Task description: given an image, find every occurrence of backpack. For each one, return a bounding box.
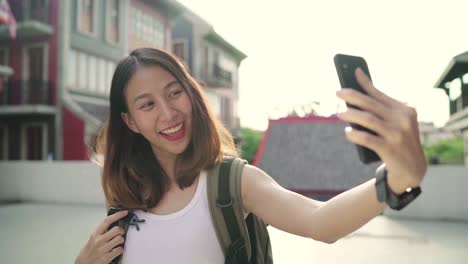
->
[207,157,273,264]
[108,157,273,264]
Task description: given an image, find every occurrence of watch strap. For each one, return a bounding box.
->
[375,164,387,203]
[375,164,422,211]
[387,184,421,210]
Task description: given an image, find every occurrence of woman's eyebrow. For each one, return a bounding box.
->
[133,93,151,103]
[133,80,179,103]
[163,80,179,90]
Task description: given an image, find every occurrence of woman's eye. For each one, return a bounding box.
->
[171,90,183,97]
[140,102,154,109]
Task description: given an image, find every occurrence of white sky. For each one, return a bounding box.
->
[178,0,467,131]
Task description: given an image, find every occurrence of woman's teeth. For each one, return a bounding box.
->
[160,123,183,135]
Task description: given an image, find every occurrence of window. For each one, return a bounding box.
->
[98,58,107,94]
[106,62,115,94]
[66,49,76,87]
[78,0,95,34]
[0,48,9,66]
[214,51,219,65]
[25,46,45,81]
[205,91,221,117]
[25,0,49,23]
[135,9,142,36]
[219,54,236,71]
[78,52,87,90]
[26,125,42,160]
[148,18,154,43]
[88,56,97,92]
[221,97,232,127]
[130,7,136,33]
[21,123,47,160]
[0,125,7,160]
[0,47,9,104]
[154,19,164,48]
[131,7,165,48]
[173,41,186,61]
[107,0,119,44]
[23,44,48,104]
[145,16,150,40]
[141,14,146,40]
[70,50,118,95]
[203,46,209,78]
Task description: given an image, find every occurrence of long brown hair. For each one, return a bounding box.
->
[93,48,237,210]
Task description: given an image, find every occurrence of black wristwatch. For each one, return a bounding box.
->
[375,164,422,210]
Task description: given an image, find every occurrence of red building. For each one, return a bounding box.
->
[0,0,58,160]
[0,0,182,160]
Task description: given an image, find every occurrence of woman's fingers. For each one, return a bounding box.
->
[96,210,128,235]
[343,126,385,154]
[76,212,128,264]
[354,67,403,108]
[336,89,389,120]
[337,108,393,140]
[98,226,124,246]
[106,246,124,263]
[102,233,126,253]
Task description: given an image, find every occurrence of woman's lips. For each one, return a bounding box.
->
[159,123,186,142]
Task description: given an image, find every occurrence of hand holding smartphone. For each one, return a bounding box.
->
[333,54,381,164]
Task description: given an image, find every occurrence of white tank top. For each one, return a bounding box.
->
[121,171,225,264]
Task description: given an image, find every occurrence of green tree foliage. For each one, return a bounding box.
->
[423,137,465,165]
[241,127,264,164]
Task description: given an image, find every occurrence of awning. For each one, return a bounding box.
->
[435,51,468,93]
[204,31,247,62]
[74,100,109,123]
[63,92,109,131]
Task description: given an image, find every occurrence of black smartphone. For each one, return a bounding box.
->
[333,53,381,164]
[107,207,129,263]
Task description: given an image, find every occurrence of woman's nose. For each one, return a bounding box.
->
[159,101,177,120]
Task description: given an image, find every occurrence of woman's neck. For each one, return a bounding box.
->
[155,154,177,181]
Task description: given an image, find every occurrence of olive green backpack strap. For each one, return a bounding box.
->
[207,157,251,263]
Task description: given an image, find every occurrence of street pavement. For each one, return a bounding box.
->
[0,203,467,263]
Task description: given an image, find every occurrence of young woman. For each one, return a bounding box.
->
[75,48,427,264]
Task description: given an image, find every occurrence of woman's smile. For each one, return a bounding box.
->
[159,122,186,142]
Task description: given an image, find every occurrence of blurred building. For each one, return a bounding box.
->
[0,0,57,160]
[61,0,181,160]
[253,116,379,201]
[171,8,247,144]
[0,0,14,160]
[435,51,468,166]
[418,121,456,145]
[0,0,245,160]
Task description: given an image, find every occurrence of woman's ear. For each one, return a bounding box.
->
[121,112,140,134]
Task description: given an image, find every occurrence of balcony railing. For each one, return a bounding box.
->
[0,80,54,106]
[0,1,52,39]
[10,1,50,24]
[213,64,233,87]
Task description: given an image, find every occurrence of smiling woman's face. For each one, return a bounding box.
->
[121,65,193,160]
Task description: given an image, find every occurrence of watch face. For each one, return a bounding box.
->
[389,187,422,211]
